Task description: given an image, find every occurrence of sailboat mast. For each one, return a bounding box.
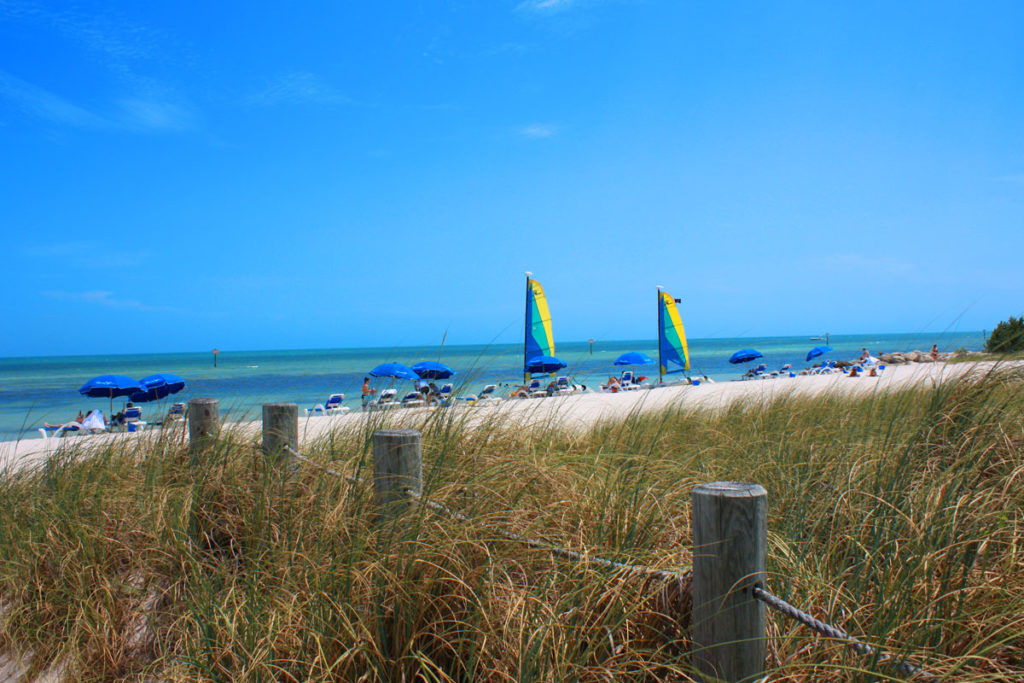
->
[524,271,532,384]
[656,285,663,385]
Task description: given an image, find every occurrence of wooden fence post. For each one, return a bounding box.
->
[691,481,767,682]
[187,398,220,453]
[262,403,298,469]
[372,429,422,516]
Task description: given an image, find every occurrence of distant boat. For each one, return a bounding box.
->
[657,287,690,384]
[523,272,563,382]
[810,333,831,344]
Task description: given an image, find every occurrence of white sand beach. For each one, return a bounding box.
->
[0,361,1011,475]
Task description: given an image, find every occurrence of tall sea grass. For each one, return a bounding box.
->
[0,366,1021,680]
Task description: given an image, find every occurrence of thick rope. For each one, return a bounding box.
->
[753,585,935,679]
[402,486,688,582]
[284,445,687,582]
[285,445,364,484]
[284,445,935,679]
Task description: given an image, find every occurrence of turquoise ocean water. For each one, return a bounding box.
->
[0,331,985,441]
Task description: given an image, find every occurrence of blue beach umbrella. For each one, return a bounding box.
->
[526,355,567,375]
[130,373,187,403]
[729,349,764,365]
[412,361,456,380]
[369,362,420,381]
[613,352,655,366]
[79,374,144,415]
[806,346,834,363]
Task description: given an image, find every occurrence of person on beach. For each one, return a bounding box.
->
[849,366,860,378]
[45,412,82,429]
[930,344,939,360]
[111,402,139,426]
[602,376,621,392]
[859,348,870,362]
[418,381,432,406]
[361,377,376,410]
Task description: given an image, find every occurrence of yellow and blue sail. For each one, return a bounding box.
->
[658,291,690,377]
[524,277,555,377]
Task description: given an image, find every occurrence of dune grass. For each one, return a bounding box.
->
[0,367,1022,681]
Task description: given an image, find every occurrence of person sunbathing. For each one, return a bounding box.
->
[602,376,621,392]
[510,384,531,398]
[45,410,85,429]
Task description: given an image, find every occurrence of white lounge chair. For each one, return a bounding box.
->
[39,422,86,440]
[464,384,499,403]
[306,394,350,416]
[166,403,186,423]
[401,391,425,408]
[619,370,644,390]
[375,388,398,408]
[324,393,349,414]
[554,376,576,394]
[527,379,548,398]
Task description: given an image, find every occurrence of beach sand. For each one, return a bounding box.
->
[0,361,1007,475]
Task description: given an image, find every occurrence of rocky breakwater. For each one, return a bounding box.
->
[878,350,981,364]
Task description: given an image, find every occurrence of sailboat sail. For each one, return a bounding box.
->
[658,290,689,377]
[524,276,555,378]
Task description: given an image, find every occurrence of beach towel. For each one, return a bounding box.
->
[82,410,106,431]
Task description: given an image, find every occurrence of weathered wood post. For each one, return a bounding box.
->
[187,398,220,453]
[262,403,298,469]
[691,481,767,682]
[372,429,422,516]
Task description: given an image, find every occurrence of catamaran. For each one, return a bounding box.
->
[657,286,690,384]
[523,272,565,386]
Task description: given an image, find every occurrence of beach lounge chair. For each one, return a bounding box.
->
[401,391,425,408]
[166,402,186,422]
[375,388,398,408]
[324,393,349,414]
[555,376,574,394]
[116,406,146,432]
[527,379,547,398]
[619,370,643,390]
[465,384,499,403]
[306,394,350,416]
[437,383,454,404]
[38,422,86,440]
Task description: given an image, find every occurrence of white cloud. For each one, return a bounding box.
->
[816,253,918,278]
[0,70,195,132]
[0,69,107,128]
[42,290,150,311]
[117,97,195,131]
[520,123,558,138]
[22,242,147,267]
[516,0,578,12]
[247,72,353,107]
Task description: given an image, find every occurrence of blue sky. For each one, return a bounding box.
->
[1,0,1022,356]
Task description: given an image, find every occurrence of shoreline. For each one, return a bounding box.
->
[2,360,1013,477]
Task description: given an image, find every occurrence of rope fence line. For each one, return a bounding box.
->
[283,443,935,679]
[402,485,689,583]
[241,409,942,679]
[284,445,689,582]
[752,585,935,680]
[285,445,364,485]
